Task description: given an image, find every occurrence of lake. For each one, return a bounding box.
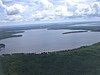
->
[0,29,100,54]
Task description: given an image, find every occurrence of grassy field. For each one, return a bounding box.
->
[0,42,100,75]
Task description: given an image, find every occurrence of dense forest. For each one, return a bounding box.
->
[0,42,100,75]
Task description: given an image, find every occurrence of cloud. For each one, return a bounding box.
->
[32,10,55,21]
[2,0,13,2]
[31,0,100,21]
[40,0,53,8]
[92,2,100,14]
[0,0,26,15]
[6,4,26,15]
[6,15,22,21]
[33,0,53,9]
[0,0,6,8]
[74,4,92,16]
[0,0,100,22]
[55,5,73,16]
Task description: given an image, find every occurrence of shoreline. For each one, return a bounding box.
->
[0,41,100,55]
[62,30,88,34]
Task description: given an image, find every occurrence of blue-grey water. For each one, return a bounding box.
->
[0,29,100,54]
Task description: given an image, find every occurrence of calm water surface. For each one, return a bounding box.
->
[0,29,100,54]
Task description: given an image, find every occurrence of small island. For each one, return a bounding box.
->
[0,44,5,50]
[62,30,88,34]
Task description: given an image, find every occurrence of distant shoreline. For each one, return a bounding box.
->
[62,30,88,34]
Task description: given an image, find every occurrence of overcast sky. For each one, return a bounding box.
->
[0,0,100,24]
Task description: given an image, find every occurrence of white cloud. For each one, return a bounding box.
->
[6,4,26,15]
[0,0,100,22]
[32,11,44,20]
[0,0,6,8]
[0,0,26,15]
[74,4,92,16]
[32,10,55,21]
[6,15,22,21]
[55,5,73,16]
[92,2,100,14]
[39,0,53,9]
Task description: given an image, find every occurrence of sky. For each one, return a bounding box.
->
[0,0,100,24]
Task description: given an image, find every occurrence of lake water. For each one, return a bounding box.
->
[0,29,100,54]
